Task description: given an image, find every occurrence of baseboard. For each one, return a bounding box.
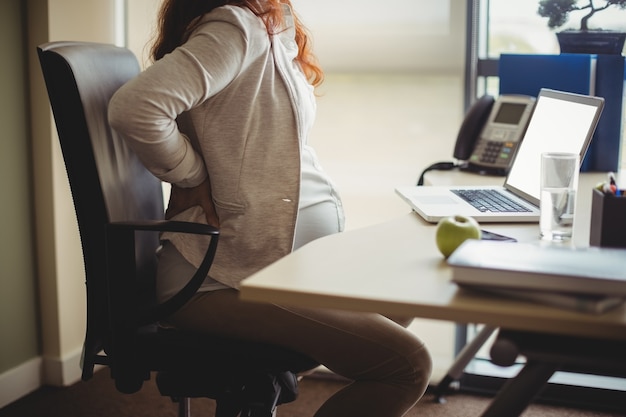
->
[0,348,84,408]
[41,348,83,387]
[0,357,42,408]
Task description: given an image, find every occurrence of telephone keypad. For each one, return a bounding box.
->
[481,141,503,163]
[470,140,517,166]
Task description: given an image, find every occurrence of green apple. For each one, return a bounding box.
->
[435,215,482,258]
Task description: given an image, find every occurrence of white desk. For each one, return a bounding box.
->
[240,172,626,415]
[241,173,626,340]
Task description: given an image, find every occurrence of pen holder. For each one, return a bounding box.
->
[589,188,626,248]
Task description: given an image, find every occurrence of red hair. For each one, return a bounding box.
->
[151,0,323,87]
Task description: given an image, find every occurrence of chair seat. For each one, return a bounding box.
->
[141,326,318,372]
[110,326,318,395]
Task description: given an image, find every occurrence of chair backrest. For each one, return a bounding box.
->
[37,41,165,379]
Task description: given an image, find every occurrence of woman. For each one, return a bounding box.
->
[108,1,432,415]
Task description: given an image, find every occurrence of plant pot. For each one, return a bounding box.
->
[557,31,626,55]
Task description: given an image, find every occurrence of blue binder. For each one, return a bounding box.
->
[591,55,625,172]
[499,53,624,172]
[499,53,596,96]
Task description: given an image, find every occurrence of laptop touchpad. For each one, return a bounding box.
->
[414,196,459,204]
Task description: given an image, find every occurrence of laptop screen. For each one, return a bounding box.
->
[504,89,604,205]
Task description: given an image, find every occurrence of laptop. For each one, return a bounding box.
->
[395,89,605,223]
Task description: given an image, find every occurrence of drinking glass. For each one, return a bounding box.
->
[540,152,579,241]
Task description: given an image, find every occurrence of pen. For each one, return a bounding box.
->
[603,172,620,196]
[602,182,617,195]
[608,172,622,196]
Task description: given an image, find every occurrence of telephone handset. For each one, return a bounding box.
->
[456,94,536,175]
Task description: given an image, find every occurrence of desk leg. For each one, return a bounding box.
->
[480,360,557,417]
[433,325,497,403]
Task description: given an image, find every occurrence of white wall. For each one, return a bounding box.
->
[126,0,160,66]
[292,0,463,74]
[127,0,465,75]
[0,0,39,407]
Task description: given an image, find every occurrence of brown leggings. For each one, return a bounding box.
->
[159,246,432,417]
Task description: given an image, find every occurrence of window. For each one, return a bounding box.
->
[461,2,626,408]
[466,0,626,100]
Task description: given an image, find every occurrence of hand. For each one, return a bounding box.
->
[165,177,219,228]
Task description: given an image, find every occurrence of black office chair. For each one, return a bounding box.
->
[37,41,318,417]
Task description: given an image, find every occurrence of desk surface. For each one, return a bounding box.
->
[240,173,626,341]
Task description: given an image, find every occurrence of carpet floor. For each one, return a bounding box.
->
[0,369,622,417]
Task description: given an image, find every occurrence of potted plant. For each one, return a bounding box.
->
[537,0,626,54]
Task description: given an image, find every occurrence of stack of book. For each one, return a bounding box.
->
[447,240,626,314]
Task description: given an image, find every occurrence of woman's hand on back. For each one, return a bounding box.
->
[165,177,219,228]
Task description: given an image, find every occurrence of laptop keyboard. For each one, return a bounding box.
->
[451,189,532,213]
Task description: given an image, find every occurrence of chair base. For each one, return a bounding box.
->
[177,397,191,417]
[158,370,298,417]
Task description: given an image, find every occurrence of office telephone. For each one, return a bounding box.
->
[454,94,536,175]
[417,94,536,185]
